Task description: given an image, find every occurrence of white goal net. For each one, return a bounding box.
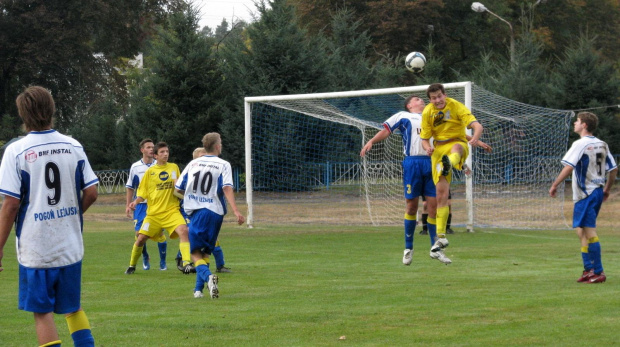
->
[244,82,573,229]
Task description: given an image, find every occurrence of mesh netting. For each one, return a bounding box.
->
[247,83,573,229]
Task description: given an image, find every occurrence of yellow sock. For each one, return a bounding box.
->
[404,213,416,221]
[179,242,191,264]
[581,246,588,253]
[195,258,209,267]
[66,310,91,333]
[436,206,449,236]
[40,341,61,347]
[129,244,143,267]
[448,152,461,167]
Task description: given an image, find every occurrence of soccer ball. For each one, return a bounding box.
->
[405,51,426,73]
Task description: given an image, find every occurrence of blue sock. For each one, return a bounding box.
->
[71,329,95,347]
[158,241,167,265]
[195,263,212,292]
[404,214,416,249]
[588,241,603,274]
[428,219,437,246]
[213,246,224,268]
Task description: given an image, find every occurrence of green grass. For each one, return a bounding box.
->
[1,212,620,346]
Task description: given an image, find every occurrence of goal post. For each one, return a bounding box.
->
[244,82,573,230]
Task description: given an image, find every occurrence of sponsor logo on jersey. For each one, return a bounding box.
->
[159,171,169,181]
[433,111,445,127]
[24,150,37,163]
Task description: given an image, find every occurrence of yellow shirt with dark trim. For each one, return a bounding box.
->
[420,97,478,144]
[136,162,181,216]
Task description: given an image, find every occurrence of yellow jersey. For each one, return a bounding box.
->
[136,162,181,216]
[420,97,478,144]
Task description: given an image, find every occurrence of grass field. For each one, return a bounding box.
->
[1,194,620,346]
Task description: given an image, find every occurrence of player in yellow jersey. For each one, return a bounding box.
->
[421,83,484,264]
[125,142,193,274]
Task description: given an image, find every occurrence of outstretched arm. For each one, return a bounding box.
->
[360,128,390,157]
[465,135,492,153]
[468,122,483,147]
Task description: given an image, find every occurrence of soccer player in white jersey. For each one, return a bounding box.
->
[549,112,617,283]
[0,86,98,347]
[176,133,245,298]
[126,138,168,270]
[361,95,490,266]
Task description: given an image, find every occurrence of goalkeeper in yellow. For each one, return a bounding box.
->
[421,83,484,263]
[126,142,193,274]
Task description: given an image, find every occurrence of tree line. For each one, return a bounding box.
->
[1,0,618,170]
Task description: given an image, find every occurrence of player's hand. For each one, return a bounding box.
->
[477,142,493,153]
[235,212,245,225]
[425,147,434,156]
[549,185,557,198]
[0,250,4,272]
[360,142,372,157]
[603,190,610,202]
[468,137,479,147]
[125,206,133,218]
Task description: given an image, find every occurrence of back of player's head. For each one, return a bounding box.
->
[426,83,445,99]
[192,147,207,159]
[154,141,168,155]
[16,86,55,131]
[139,138,154,149]
[577,112,598,132]
[202,132,221,153]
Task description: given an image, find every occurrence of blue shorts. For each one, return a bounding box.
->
[188,209,224,255]
[19,261,82,314]
[403,156,435,200]
[573,187,603,228]
[133,203,147,231]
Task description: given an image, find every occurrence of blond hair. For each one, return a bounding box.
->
[192,147,207,159]
[202,132,221,153]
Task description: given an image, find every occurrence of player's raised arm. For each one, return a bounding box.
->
[360,128,390,157]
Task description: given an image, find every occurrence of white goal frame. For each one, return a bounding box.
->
[244,82,475,230]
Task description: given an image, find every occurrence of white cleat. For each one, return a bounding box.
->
[430,250,452,265]
[207,274,219,299]
[193,291,204,298]
[430,237,449,252]
[403,249,413,266]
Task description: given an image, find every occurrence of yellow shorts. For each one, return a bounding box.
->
[140,209,186,240]
[431,140,469,184]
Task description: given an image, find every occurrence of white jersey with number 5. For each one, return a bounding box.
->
[0,130,99,268]
[561,135,617,201]
[176,155,233,216]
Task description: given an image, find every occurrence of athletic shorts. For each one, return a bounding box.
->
[19,261,82,314]
[431,140,469,184]
[573,187,603,228]
[133,203,148,231]
[140,209,186,240]
[402,156,435,199]
[188,208,224,255]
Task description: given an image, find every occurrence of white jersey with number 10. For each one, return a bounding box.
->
[176,155,234,216]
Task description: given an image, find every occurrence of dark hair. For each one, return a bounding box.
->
[16,86,55,131]
[577,112,598,133]
[426,83,445,99]
[139,138,154,148]
[403,95,420,110]
[154,141,168,155]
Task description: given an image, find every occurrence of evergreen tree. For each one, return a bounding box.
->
[125,5,223,165]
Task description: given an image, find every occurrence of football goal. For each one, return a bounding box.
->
[244,82,574,230]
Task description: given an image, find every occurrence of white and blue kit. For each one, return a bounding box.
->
[126,159,153,230]
[383,110,435,199]
[175,155,234,254]
[561,135,617,227]
[0,130,98,313]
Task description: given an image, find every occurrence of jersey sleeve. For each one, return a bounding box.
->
[223,162,234,187]
[561,141,581,167]
[454,102,477,128]
[78,149,99,189]
[383,112,401,134]
[605,146,618,172]
[420,107,433,140]
[176,164,190,191]
[0,147,21,199]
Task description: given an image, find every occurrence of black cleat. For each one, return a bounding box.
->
[125,266,136,275]
[441,155,452,176]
